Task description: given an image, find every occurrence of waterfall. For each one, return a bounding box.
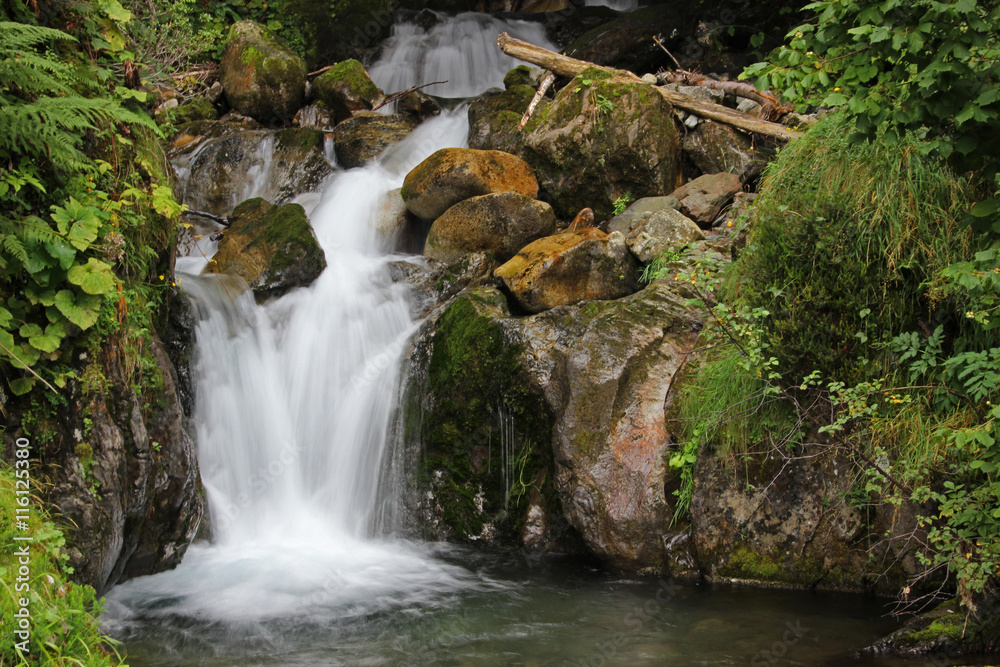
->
[584,0,639,10]
[368,13,557,99]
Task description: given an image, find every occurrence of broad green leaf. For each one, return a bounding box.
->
[9,377,36,396]
[971,200,1000,218]
[0,307,11,328]
[55,290,102,330]
[97,0,133,23]
[45,238,77,270]
[67,258,116,295]
[67,215,101,251]
[28,331,61,353]
[19,323,43,339]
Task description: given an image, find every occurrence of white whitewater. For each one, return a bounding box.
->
[369,13,556,98]
[104,12,537,623]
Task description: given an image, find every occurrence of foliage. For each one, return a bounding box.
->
[612,191,633,216]
[0,463,125,666]
[742,0,1000,180]
[0,10,182,399]
[731,114,978,382]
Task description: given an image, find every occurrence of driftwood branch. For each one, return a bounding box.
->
[519,71,555,130]
[496,33,801,141]
[371,80,448,111]
[183,209,230,227]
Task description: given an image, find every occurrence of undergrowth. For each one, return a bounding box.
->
[0,463,124,666]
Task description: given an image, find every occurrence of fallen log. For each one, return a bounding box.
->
[496,33,801,142]
[182,208,230,227]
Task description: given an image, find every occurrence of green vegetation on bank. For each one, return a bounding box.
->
[0,464,124,666]
[664,0,1000,619]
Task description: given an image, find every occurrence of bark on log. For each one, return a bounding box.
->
[496,33,801,142]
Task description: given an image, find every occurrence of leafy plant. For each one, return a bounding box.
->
[741,0,1000,181]
[612,191,633,216]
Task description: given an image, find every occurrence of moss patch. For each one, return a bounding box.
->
[421,289,555,543]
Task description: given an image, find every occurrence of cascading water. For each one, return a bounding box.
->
[368,13,557,99]
[584,0,639,10]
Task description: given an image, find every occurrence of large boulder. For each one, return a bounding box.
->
[522,68,681,220]
[494,227,639,313]
[312,59,383,123]
[467,85,539,157]
[208,198,327,300]
[670,172,742,227]
[333,112,418,168]
[401,148,539,221]
[178,127,335,217]
[219,21,306,124]
[424,192,557,264]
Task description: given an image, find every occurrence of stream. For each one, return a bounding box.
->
[103,11,931,667]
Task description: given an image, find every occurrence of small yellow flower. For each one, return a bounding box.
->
[834,87,841,91]
[159,274,164,280]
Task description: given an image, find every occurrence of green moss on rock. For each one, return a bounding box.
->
[313,59,382,122]
[420,288,554,543]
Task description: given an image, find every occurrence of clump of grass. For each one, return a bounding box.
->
[729,112,979,382]
[0,463,125,666]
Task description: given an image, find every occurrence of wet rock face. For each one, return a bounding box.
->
[38,332,204,595]
[312,59,384,123]
[178,127,334,217]
[332,112,418,168]
[401,148,540,221]
[208,198,327,301]
[494,227,639,313]
[220,20,306,125]
[522,68,681,220]
[424,192,557,264]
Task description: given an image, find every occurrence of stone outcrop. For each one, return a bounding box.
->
[681,119,770,181]
[208,198,327,300]
[522,68,681,220]
[424,192,556,264]
[332,112,418,168]
[494,228,639,313]
[401,148,539,221]
[219,20,306,124]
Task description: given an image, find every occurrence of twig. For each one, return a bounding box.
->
[371,81,448,111]
[182,208,230,227]
[308,65,333,77]
[652,36,681,70]
[0,341,60,396]
[518,71,555,130]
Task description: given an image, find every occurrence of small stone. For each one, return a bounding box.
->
[641,73,658,84]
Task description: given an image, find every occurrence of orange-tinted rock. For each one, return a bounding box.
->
[401,148,539,221]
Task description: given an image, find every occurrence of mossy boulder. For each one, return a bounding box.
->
[166,96,218,126]
[424,192,557,264]
[467,85,541,157]
[312,59,383,123]
[208,198,326,301]
[407,287,563,546]
[522,68,681,220]
[866,598,1000,656]
[494,227,639,313]
[332,111,418,168]
[401,148,540,221]
[220,20,307,124]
